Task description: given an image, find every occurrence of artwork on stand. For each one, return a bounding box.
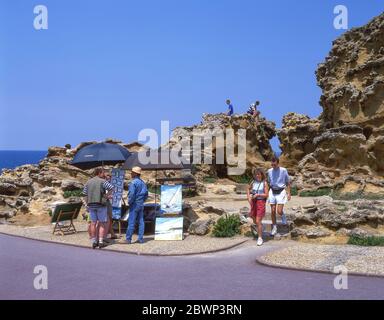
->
[155,217,184,241]
[110,168,125,219]
[160,185,182,214]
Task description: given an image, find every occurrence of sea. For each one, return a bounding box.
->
[0,150,282,174]
[0,151,47,173]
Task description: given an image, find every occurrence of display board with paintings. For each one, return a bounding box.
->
[155,216,184,241]
[155,184,183,241]
[110,168,125,219]
[160,185,182,214]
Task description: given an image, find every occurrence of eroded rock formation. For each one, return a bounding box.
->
[280,13,384,195]
[0,140,147,221]
[168,113,276,179]
[287,197,384,240]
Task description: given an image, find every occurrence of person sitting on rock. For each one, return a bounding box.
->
[226,99,234,116]
[247,101,261,119]
[247,103,256,115]
[247,168,269,246]
[267,157,291,236]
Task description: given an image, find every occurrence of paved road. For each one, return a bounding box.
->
[1,233,383,300]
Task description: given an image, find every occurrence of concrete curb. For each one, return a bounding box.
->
[0,231,249,257]
[256,256,384,279]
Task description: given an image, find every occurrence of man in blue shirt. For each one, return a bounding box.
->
[226,99,234,116]
[126,166,148,244]
[267,157,291,236]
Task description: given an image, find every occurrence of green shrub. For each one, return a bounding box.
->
[212,214,242,238]
[203,177,217,184]
[182,188,198,198]
[63,189,83,198]
[332,191,384,201]
[290,186,298,196]
[299,187,333,197]
[229,174,252,184]
[348,235,384,247]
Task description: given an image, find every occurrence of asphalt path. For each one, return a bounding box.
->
[0,233,383,300]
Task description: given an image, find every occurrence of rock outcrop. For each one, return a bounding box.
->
[168,113,276,179]
[0,140,148,221]
[279,13,384,195]
[287,197,384,239]
[317,13,384,130]
[278,113,322,167]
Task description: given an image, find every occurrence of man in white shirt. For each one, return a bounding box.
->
[267,157,291,236]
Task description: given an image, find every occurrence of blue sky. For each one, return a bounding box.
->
[0,0,383,151]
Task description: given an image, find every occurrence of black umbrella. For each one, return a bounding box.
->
[71,143,132,170]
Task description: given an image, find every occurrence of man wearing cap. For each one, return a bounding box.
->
[126,166,149,244]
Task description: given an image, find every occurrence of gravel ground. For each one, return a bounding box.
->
[0,222,248,256]
[258,244,384,277]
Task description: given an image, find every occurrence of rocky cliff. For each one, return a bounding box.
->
[280,13,384,195]
[168,113,276,179]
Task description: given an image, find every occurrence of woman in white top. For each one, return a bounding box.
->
[247,168,269,246]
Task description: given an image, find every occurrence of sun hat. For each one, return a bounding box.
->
[132,166,142,175]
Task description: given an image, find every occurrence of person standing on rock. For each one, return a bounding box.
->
[126,166,148,244]
[267,157,291,236]
[247,168,269,246]
[83,168,114,249]
[226,99,234,116]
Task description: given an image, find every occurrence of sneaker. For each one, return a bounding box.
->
[137,240,145,244]
[281,213,287,225]
[257,237,264,246]
[271,225,278,236]
[92,242,99,249]
[125,240,132,244]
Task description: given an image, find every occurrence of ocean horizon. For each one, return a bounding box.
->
[0,149,282,173]
[0,150,47,172]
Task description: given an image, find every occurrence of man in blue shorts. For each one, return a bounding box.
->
[267,157,291,236]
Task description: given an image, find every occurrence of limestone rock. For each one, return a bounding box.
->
[278,113,322,166]
[291,227,331,239]
[167,113,276,179]
[200,206,226,216]
[280,13,384,195]
[61,179,84,191]
[313,196,334,206]
[288,199,384,239]
[0,210,16,219]
[47,147,67,158]
[0,183,17,196]
[188,218,213,236]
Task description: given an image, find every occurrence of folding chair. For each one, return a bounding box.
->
[51,202,82,236]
